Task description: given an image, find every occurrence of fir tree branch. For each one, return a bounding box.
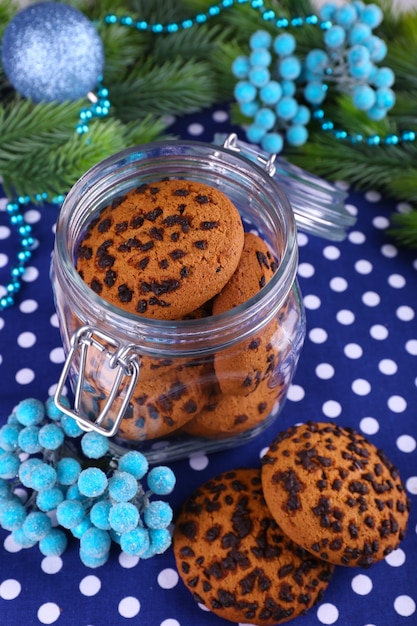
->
[388,210,417,248]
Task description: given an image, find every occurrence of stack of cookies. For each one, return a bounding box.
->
[173,421,410,624]
[76,178,297,442]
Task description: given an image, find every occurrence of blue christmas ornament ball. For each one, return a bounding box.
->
[1,2,104,103]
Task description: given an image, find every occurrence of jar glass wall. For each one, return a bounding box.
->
[51,139,306,462]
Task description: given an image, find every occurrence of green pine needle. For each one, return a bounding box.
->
[388,210,417,248]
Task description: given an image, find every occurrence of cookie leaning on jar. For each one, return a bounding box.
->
[75,179,288,441]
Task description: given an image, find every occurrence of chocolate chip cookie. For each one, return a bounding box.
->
[261,422,410,567]
[174,468,334,624]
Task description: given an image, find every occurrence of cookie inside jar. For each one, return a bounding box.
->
[52,140,305,461]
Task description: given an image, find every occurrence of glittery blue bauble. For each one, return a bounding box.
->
[1,2,104,103]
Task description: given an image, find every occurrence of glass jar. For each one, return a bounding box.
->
[51,138,306,462]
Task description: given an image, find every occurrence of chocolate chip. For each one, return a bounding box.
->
[149,226,164,240]
[130,215,145,228]
[173,188,190,197]
[77,245,92,260]
[194,240,207,250]
[111,194,126,208]
[195,195,209,204]
[170,249,187,260]
[104,269,117,287]
[138,257,149,270]
[90,279,102,293]
[256,250,270,269]
[145,208,163,221]
[118,284,133,302]
[137,299,147,313]
[98,218,112,233]
[200,221,218,230]
[135,184,149,194]
[115,221,128,233]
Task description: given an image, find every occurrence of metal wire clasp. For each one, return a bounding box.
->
[54,325,140,437]
[222,133,277,176]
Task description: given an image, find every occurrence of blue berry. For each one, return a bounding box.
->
[71,516,92,539]
[108,502,139,533]
[108,471,138,502]
[260,132,284,154]
[120,527,150,557]
[352,84,376,111]
[240,101,259,117]
[78,467,108,497]
[367,105,387,121]
[246,123,266,144]
[280,80,296,97]
[39,528,68,556]
[22,511,52,541]
[273,33,296,56]
[0,478,12,501]
[143,501,173,530]
[18,458,42,487]
[147,466,176,495]
[80,527,111,558]
[349,60,373,80]
[276,96,298,121]
[319,3,336,21]
[15,398,45,426]
[278,56,301,81]
[372,67,395,88]
[148,528,172,555]
[231,56,250,79]
[81,431,109,459]
[304,81,327,105]
[286,124,308,147]
[348,23,372,46]
[361,4,383,28]
[45,395,70,421]
[234,81,257,104]
[118,450,148,480]
[293,105,311,125]
[90,500,112,530]
[11,526,37,548]
[60,414,84,437]
[30,462,57,492]
[324,25,346,49]
[0,451,20,479]
[375,86,395,110]
[36,486,65,512]
[254,107,276,130]
[18,426,42,454]
[0,423,21,451]
[79,549,109,568]
[249,48,272,67]
[305,49,329,76]
[248,66,270,88]
[250,30,272,50]
[0,498,27,530]
[56,457,82,486]
[365,36,387,63]
[38,423,65,450]
[56,499,85,529]
[335,4,358,28]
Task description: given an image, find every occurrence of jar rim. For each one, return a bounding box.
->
[53,138,298,354]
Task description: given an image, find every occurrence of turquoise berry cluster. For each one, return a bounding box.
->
[0,398,176,568]
[232,1,395,154]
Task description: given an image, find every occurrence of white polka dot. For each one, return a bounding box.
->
[394,595,416,617]
[187,122,204,136]
[352,378,371,395]
[308,328,328,343]
[385,548,406,567]
[355,259,373,274]
[315,363,334,380]
[365,190,381,202]
[381,243,398,258]
[323,245,340,260]
[370,324,388,340]
[396,305,415,321]
[329,276,348,292]
[322,400,342,418]
[344,202,357,215]
[79,575,101,596]
[37,602,61,624]
[303,294,321,310]
[49,347,65,364]
[287,384,305,401]
[336,309,355,325]
[316,602,339,624]
[0,197,8,211]
[0,578,21,600]
[406,476,417,495]
[359,417,379,435]
[212,110,228,122]
[3,534,23,553]
[15,368,35,384]
[17,331,37,348]
[344,343,363,359]
[22,266,39,282]
[351,573,373,595]
[396,434,416,453]
[378,359,398,375]
[0,225,11,239]
[362,291,380,307]
[160,620,181,626]
[396,201,413,214]
[24,209,42,224]
[19,299,38,313]
[336,180,350,191]
[118,596,141,618]
[189,454,209,471]
[388,395,407,413]
[298,262,315,278]
[41,556,63,574]
[372,216,389,229]
[119,552,139,568]
[405,339,417,355]
[388,273,406,288]
[157,568,179,590]
[259,446,269,459]
[0,252,8,268]
[348,230,366,244]
[297,232,309,247]
[50,313,59,328]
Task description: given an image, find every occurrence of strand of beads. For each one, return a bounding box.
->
[232,1,404,154]
[0,397,176,567]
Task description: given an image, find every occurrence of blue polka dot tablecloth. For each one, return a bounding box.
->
[0,107,416,626]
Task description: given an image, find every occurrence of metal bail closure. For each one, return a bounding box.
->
[54,325,140,437]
